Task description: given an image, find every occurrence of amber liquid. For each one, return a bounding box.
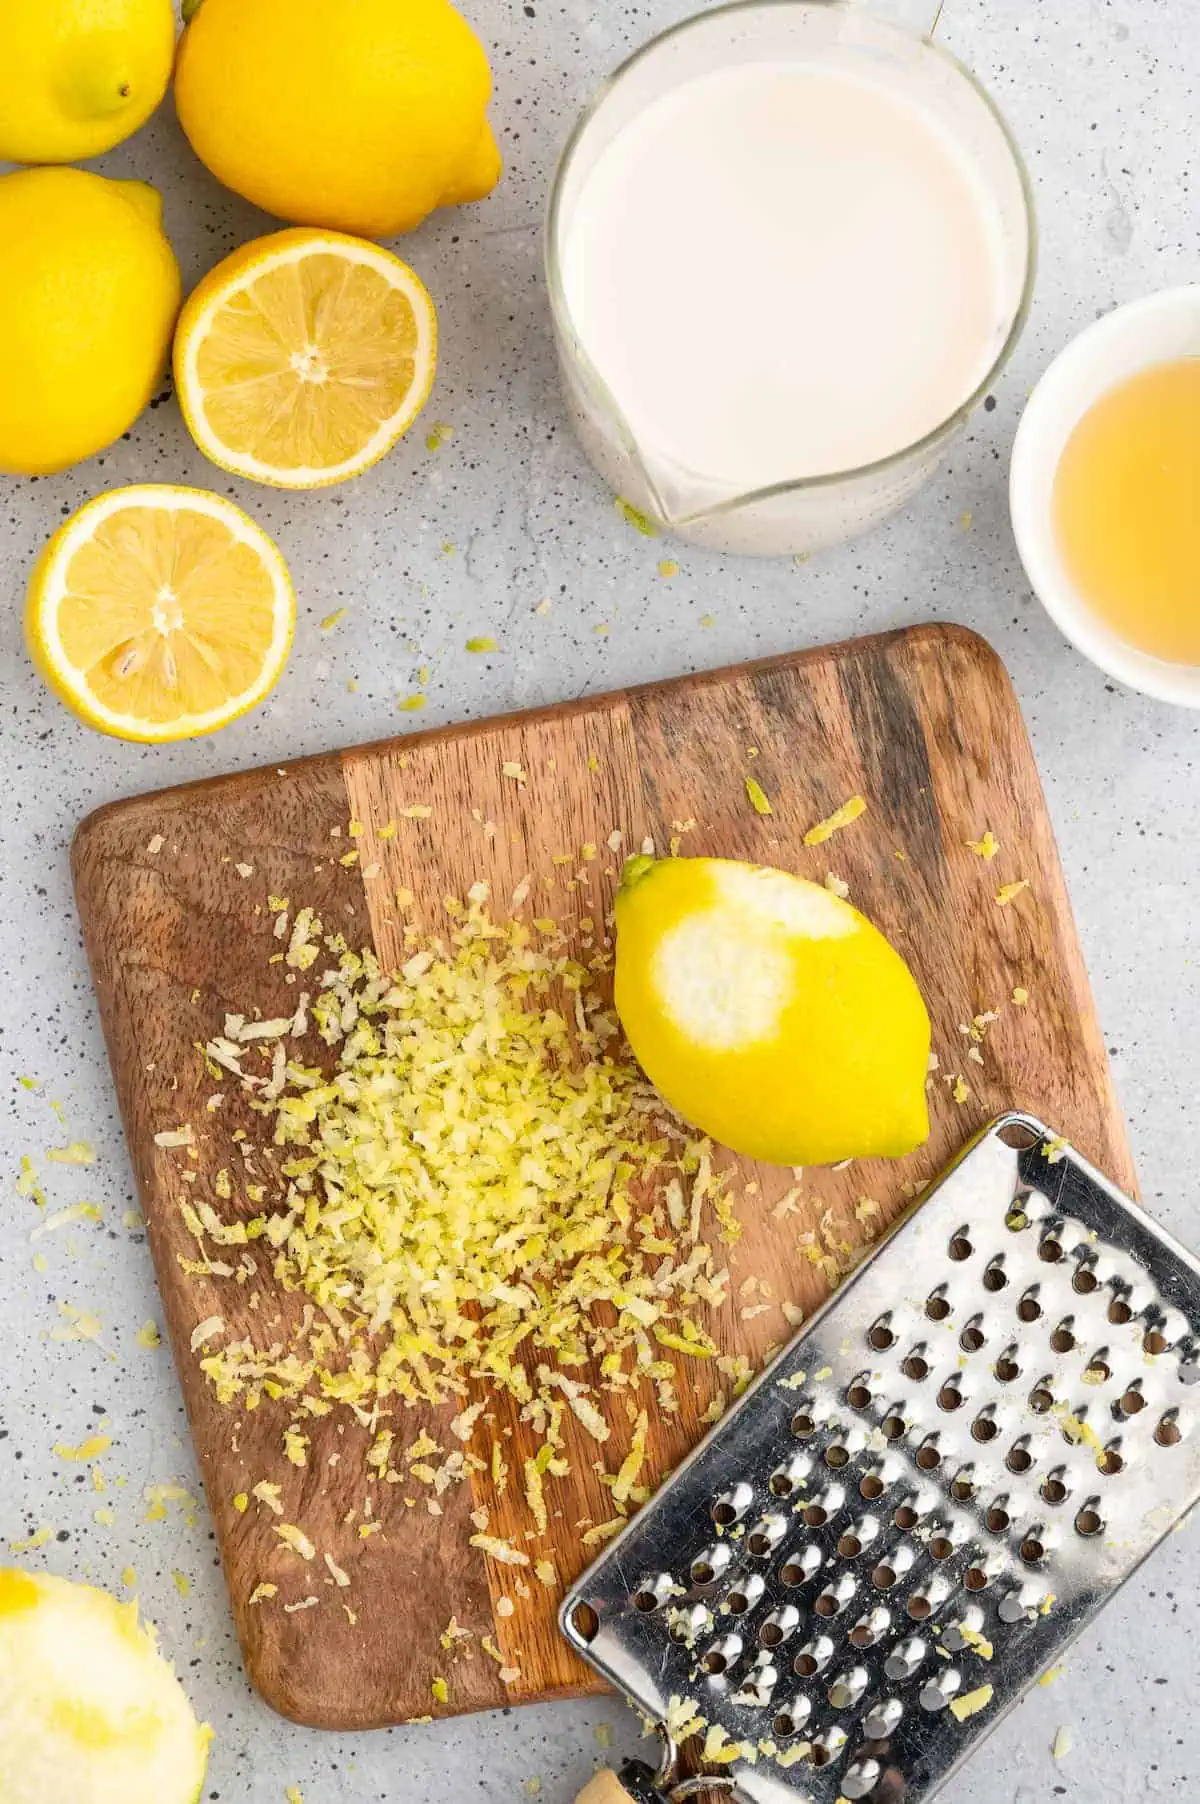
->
[1053,356,1200,664]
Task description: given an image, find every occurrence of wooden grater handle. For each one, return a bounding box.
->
[574,1772,640,1804]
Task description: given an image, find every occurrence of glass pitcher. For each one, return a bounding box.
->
[545,0,1036,558]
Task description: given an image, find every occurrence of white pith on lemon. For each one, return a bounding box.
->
[614,856,931,1168]
[0,1568,210,1804]
[26,485,295,742]
[174,228,438,489]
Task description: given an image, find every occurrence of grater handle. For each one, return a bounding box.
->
[576,1772,638,1804]
[575,1770,650,1804]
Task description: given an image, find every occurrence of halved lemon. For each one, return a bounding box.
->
[26,484,295,742]
[174,227,438,489]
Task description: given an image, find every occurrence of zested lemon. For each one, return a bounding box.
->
[0,1568,209,1804]
[174,228,438,489]
[614,856,931,1168]
[26,485,295,743]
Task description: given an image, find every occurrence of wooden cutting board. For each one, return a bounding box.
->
[72,624,1134,1730]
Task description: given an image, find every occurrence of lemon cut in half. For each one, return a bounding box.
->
[174,228,438,489]
[26,485,295,742]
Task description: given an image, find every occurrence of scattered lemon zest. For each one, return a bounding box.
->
[995,880,1030,907]
[615,497,659,537]
[949,1683,994,1722]
[804,795,867,845]
[744,777,773,817]
[966,830,1000,860]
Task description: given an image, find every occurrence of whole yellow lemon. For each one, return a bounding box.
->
[174,0,502,239]
[614,856,931,1168]
[0,0,176,165]
[0,1568,209,1804]
[0,169,181,477]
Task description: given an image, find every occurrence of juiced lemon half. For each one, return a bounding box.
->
[614,856,931,1167]
[0,1568,210,1804]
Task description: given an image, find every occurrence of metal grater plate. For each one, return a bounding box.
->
[561,1116,1200,1804]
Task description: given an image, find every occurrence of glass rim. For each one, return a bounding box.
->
[544,0,1039,526]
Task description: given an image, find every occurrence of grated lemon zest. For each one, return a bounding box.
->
[804,796,867,845]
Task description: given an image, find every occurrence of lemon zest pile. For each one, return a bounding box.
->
[185,903,739,1474]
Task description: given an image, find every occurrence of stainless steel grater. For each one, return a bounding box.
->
[562,1114,1200,1804]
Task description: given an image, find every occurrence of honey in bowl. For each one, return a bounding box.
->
[1052,356,1200,665]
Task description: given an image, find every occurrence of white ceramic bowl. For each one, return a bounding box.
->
[1010,285,1200,706]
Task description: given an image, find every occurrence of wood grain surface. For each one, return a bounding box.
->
[71,624,1135,1730]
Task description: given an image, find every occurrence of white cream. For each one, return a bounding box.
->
[561,58,1008,490]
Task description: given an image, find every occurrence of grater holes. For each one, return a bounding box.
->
[747,1515,788,1557]
[883,1636,927,1680]
[994,1346,1021,1382]
[880,1411,907,1442]
[859,1470,888,1501]
[837,1517,879,1559]
[1097,1443,1124,1476]
[919,1667,963,1712]
[1019,1532,1047,1564]
[959,1319,986,1354]
[1073,1264,1100,1295]
[1116,1383,1146,1419]
[872,1545,913,1589]
[827,1666,869,1710]
[868,1316,896,1351]
[794,1636,834,1677]
[1155,1412,1183,1447]
[948,1231,974,1262]
[802,1485,845,1529]
[772,1695,813,1738]
[759,1606,801,1649]
[925,1288,952,1322]
[982,1259,1008,1293]
[813,1575,856,1618]
[1049,1321,1076,1354]
[902,1351,931,1381]
[1108,1295,1133,1326]
[863,1696,905,1741]
[893,1503,921,1530]
[712,1481,754,1525]
[971,1408,1000,1443]
[780,1546,822,1588]
[1029,1379,1056,1414]
[1144,1329,1169,1356]
[949,1471,976,1501]
[846,1376,873,1410]
[1038,1232,1065,1264]
[1040,1469,1071,1505]
[915,1441,942,1470]
[937,1380,965,1412]
[1017,1288,1043,1323]
[726,1574,766,1615]
[1006,1438,1034,1474]
[691,1544,733,1585]
[842,1758,883,1801]
[964,1565,992,1591]
[791,1407,819,1438]
[1179,1350,1200,1386]
[769,1454,814,1499]
[848,1606,891,1648]
[632,1579,669,1613]
[1005,1204,1029,1232]
[1083,1355,1112,1386]
[669,1606,710,1646]
[985,1501,1011,1533]
[701,1634,743,1676]
[1074,1504,1103,1537]
[825,1443,851,1470]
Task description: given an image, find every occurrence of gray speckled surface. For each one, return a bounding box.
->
[1,1,1197,1800]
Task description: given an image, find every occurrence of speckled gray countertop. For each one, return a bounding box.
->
[1,1,1197,1799]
